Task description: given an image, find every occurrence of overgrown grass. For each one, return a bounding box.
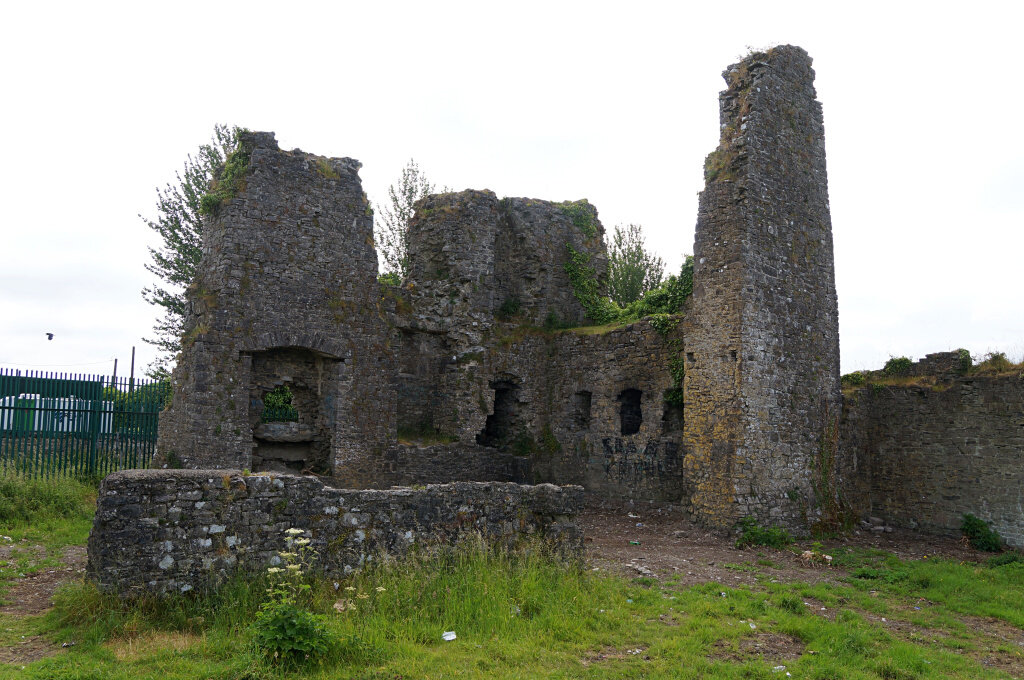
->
[2,484,1023,678]
[0,472,96,527]
[735,516,794,549]
[12,542,1023,679]
[0,472,96,605]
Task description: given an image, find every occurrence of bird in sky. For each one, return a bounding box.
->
[46,333,53,341]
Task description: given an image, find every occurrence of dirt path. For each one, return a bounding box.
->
[0,545,87,617]
[0,543,85,665]
[581,497,982,586]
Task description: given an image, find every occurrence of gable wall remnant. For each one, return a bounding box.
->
[684,46,841,531]
[155,132,396,479]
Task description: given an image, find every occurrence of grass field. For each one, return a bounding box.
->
[1,473,1022,679]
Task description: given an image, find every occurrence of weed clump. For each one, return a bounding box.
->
[735,516,794,549]
[961,513,1003,552]
[253,528,333,666]
[840,371,866,387]
[882,356,913,377]
[988,550,1024,567]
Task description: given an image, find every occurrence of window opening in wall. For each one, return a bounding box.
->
[477,379,521,449]
[618,388,642,436]
[661,399,684,434]
[573,391,592,430]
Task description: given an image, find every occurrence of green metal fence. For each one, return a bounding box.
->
[0,368,170,478]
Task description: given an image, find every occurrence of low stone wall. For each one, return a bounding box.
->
[840,375,1024,547]
[87,470,583,596]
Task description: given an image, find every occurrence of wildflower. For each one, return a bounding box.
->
[333,599,355,612]
[278,551,297,559]
[345,586,356,592]
[357,593,369,600]
[293,538,311,546]
[285,528,305,536]
[375,586,386,592]
[286,564,301,572]
[267,567,284,574]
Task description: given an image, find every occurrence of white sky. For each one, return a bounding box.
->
[1,1,1021,377]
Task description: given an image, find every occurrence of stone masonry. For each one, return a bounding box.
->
[839,356,1024,548]
[155,132,395,481]
[88,469,583,595]
[684,46,841,530]
[132,44,1023,582]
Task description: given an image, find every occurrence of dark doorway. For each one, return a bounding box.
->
[477,379,521,449]
[618,388,642,436]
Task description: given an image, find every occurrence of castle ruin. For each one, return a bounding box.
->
[89,46,1023,595]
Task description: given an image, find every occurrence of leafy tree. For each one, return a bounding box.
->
[140,125,238,377]
[375,159,436,278]
[607,223,666,306]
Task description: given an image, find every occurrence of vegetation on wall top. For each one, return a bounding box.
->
[564,246,694,328]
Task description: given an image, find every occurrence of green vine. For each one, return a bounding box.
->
[649,314,678,336]
[564,244,619,323]
[558,200,598,238]
[199,132,254,217]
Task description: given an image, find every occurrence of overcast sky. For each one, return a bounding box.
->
[1,1,1021,377]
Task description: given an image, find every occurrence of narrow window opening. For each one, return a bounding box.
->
[477,379,521,449]
[686,352,696,363]
[730,350,738,362]
[573,391,592,430]
[661,401,684,434]
[618,388,642,436]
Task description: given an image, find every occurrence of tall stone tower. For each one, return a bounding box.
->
[683,46,841,530]
[156,132,395,481]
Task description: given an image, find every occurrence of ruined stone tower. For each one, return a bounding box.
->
[156,132,395,478]
[683,46,841,530]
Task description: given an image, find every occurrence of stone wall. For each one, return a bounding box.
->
[377,443,530,486]
[404,191,607,340]
[156,132,396,481]
[684,45,841,530]
[87,470,583,596]
[840,371,1024,548]
[391,316,687,502]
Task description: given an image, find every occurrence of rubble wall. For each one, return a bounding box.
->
[840,372,1024,548]
[87,470,583,596]
[390,318,686,502]
[684,45,841,530]
[156,132,395,480]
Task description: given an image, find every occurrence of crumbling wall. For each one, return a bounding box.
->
[389,317,686,502]
[156,132,395,481]
[684,46,841,530]
[840,361,1024,548]
[397,190,609,444]
[88,470,583,596]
